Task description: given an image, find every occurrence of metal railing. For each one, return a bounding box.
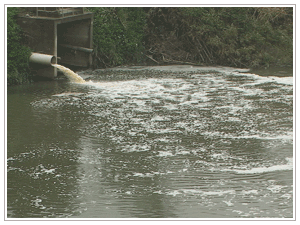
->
[35,7,84,18]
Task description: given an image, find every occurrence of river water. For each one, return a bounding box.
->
[7,65,294,218]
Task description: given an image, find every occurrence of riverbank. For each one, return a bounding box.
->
[7,7,293,85]
[89,7,293,69]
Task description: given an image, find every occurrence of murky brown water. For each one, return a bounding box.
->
[7,65,293,218]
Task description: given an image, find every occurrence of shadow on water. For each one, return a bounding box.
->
[7,81,87,217]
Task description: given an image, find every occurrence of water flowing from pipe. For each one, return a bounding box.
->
[52,64,86,83]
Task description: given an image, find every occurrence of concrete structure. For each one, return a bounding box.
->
[17,7,93,79]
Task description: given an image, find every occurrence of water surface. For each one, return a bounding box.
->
[7,66,293,218]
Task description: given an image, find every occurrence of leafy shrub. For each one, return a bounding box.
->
[8,6,292,84]
[7,7,32,85]
[145,7,293,68]
[87,7,146,68]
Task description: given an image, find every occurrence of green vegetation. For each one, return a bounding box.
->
[89,7,292,68]
[144,7,293,68]
[7,7,293,85]
[88,7,146,68]
[7,7,32,85]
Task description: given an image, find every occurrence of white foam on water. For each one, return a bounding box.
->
[201,130,293,142]
[266,76,293,86]
[132,171,174,178]
[161,189,236,197]
[176,150,191,155]
[157,151,173,157]
[121,144,150,153]
[221,157,293,174]
[162,104,179,111]
[223,200,234,206]
[211,153,225,159]
[132,172,154,178]
[31,198,46,209]
[151,115,171,122]
[166,190,182,196]
[241,190,259,195]
[232,133,293,141]
[230,72,293,86]
[281,193,292,199]
[84,79,165,95]
[29,164,57,179]
[267,185,286,193]
[83,78,206,109]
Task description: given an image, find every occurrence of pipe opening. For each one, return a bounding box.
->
[50,56,56,64]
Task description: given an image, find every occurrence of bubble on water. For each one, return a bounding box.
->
[132,172,154,178]
[281,193,292,199]
[241,190,259,195]
[223,200,234,206]
[220,158,293,174]
[166,190,181,196]
[31,197,46,209]
[161,189,236,197]
[151,115,171,122]
[267,185,286,193]
[29,164,57,179]
[121,144,151,153]
[157,151,173,157]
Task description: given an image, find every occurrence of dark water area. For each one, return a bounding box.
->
[7,66,294,218]
[250,66,293,77]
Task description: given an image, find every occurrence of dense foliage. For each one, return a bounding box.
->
[144,7,293,68]
[88,7,146,68]
[7,7,293,85]
[89,7,292,68]
[7,7,32,85]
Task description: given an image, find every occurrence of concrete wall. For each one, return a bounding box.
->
[57,18,93,67]
[17,11,93,79]
[17,17,57,78]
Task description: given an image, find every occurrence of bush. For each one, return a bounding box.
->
[8,7,292,82]
[144,7,293,68]
[7,7,32,85]
[87,7,146,68]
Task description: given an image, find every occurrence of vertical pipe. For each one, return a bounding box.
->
[54,21,58,77]
[89,15,94,67]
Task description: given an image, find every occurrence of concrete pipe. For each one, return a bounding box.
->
[59,44,93,53]
[29,53,56,66]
